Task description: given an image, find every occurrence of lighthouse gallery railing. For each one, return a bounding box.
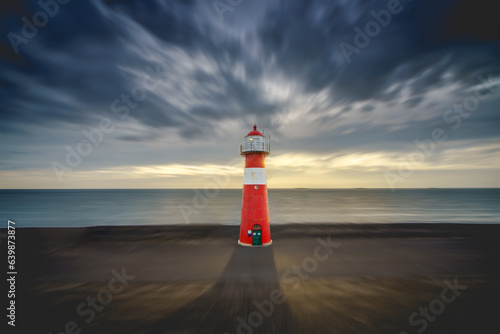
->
[240,142,270,155]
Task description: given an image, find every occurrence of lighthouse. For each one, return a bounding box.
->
[239,125,272,246]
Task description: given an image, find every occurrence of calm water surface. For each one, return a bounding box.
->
[0,189,499,227]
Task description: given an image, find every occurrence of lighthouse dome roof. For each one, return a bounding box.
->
[246,125,263,137]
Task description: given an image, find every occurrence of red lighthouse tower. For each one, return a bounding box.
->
[239,125,272,246]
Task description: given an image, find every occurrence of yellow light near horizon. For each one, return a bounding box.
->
[1,142,500,189]
[131,164,242,176]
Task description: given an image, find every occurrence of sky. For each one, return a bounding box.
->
[0,0,499,189]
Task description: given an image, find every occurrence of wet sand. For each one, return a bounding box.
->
[8,224,500,333]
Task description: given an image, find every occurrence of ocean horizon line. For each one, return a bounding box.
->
[1,187,500,191]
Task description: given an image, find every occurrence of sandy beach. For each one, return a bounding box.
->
[8,224,500,333]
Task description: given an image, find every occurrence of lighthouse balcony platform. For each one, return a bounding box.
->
[240,142,270,155]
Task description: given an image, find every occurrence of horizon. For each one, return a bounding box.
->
[2,187,500,190]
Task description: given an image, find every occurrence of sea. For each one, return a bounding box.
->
[1,189,499,227]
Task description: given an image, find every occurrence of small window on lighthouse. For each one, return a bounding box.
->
[254,185,259,189]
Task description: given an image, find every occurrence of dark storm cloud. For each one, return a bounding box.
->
[1,0,499,173]
[258,0,500,104]
[0,0,280,140]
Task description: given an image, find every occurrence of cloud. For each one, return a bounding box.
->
[0,0,499,187]
[404,96,424,109]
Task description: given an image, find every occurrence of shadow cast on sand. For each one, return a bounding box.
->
[149,245,298,334]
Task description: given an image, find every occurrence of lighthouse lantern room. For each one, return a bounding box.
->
[239,125,272,246]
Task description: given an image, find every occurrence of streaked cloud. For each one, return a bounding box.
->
[0,0,499,188]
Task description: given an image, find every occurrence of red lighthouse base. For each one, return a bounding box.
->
[238,184,272,247]
[238,150,272,246]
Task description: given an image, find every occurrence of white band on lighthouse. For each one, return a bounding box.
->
[243,168,267,185]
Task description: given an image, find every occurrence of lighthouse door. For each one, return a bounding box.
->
[252,224,262,246]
